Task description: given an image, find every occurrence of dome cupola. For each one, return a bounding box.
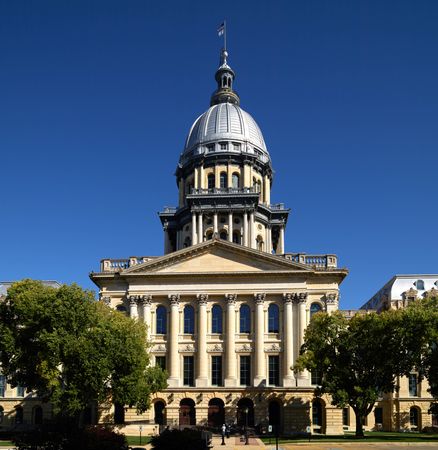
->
[210,49,240,106]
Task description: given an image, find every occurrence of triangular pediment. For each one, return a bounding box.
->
[123,239,312,275]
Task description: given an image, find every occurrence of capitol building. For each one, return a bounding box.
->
[90,48,349,434]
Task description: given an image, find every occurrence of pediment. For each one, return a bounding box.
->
[123,239,311,275]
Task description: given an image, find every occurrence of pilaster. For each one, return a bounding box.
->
[254,293,266,386]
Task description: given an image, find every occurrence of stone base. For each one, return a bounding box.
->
[195,377,209,387]
[224,377,237,387]
[282,376,296,387]
[167,377,180,388]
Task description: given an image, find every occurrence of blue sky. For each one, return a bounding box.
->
[1,1,437,309]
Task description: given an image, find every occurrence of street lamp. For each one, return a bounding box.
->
[243,407,249,445]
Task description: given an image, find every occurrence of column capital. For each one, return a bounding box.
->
[283,293,294,304]
[138,294,152,306]
[225,293,237,305]
[254,293,266,304]
[197,293,209,305]
[101,296,111,306]
[296,292,308,304]
[168,294,180,306]
[325,292,338,304]
[128,295,139,306]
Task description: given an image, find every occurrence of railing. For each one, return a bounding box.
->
[160,206,177,214]
[100,256,156,272]
[269,203,285,210]
[190,187,257,195]
[283,253,338,269]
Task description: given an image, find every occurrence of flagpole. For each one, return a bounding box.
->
[224,20,227,51]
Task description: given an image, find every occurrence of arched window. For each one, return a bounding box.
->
[310,303,322,318]
[257,180,262,193]
[240,304,251,333]
[116,304,126,313]
[312,399,323,428]
[184,305,194,334]
[410,407,419,428]
[268,304,279,333]
[256,236,264,252]
[207,173,215,190]
[206,229,213,240]
[232,173,240,188]
[416,280,425,290]
[33,406,43,425]
[212,305,223,333]
[154,401,166,425]
[183,237,191,248]
[156,306,167,334]
[233,231,241,244]
[15,406,23,425]
[219,230,227,240]
[220,172,227,189]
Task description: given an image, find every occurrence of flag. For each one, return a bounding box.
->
[217,22,225,36]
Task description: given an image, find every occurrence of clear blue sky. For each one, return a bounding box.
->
[1,1,437,309]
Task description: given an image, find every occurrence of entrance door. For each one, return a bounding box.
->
[208,398,225,428]
[179,398,196,426]
[236,398,254,427]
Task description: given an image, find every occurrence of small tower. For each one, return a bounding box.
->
[159,49,289,254]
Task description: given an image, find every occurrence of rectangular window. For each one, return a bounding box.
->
[240,356,251,386]
[211,356,223,386]
[342,408,349,426]
[17,385,25,397]
[0,375,5,397]
[220,142,227,150]
[183,356,194,387]
[155,356,166,371]
[409,374,418,397]
[233,142,241,151]
[311,370,322,386]
[268,355,280,386]
[374,407,383,425]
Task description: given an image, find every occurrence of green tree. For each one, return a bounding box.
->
[295,310,416,437]
[0,279,167,425]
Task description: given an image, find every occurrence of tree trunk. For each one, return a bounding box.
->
[355,410,364,438]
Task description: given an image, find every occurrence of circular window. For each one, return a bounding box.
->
[206,218,213,225]
[234,218,240,224]
[220,217,226,224]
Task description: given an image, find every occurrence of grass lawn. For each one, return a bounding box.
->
[126,435,152,445]
[0,442,14,447]
[261,431,438,444]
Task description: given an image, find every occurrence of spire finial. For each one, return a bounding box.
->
[210,47,240,106]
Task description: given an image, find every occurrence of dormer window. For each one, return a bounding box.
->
[415,280,425,290]
[220,142,227,151]
[206,144,214,153]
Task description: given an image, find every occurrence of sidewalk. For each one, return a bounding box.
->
[211,435,266,449]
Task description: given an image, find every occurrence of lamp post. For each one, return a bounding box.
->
[243,407,249,445]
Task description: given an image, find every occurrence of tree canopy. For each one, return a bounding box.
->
[0,279,167,422]
[295,309,418,437]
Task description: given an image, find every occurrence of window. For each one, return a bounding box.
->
[219,172,227,188]
[232,173,240,188]
[17,385,25,397]
[409,374,418,397]
[155,356,166,371]
[233,143,241,151]
[240,304,251,333]
[0,375,5,397]
[211,356,223,386]
[240,356,251,386]
[342,408,349,426]
[310,303,322,318]
[0,406,3,424]
[156,306,167,334]
[183,356,195,386]
[184,305,194,334]
[207,173,215,189]
[256,236,264,251]
[374,407,383,425]
[410,407,419,428]
[268,355,280,386]
[311,370,322,386]
[206,144,214,153]
[220,142,227,150]
[15,406,23,425]
[312,400,323,427]
[233,231,241,244]
[219,230,227,240]
[211,305,223,333]
[268,304,279,333]
[33,406,43,425]
[416,279,425,290]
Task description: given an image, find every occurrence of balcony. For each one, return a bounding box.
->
[100,256,157,272]
[190,187,257,195]
[283,253,338,269]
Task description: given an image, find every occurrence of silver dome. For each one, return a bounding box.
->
[182,103,270,164]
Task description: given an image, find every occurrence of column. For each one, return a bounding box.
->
[279,226,285,254]
[199,166,204,189]
[225,294,237,386]
[250,211,256,249]
[213,212,218,236]
[196,294,208,387]
[264,175,271,205]
[283,293,295,387]
[243,211,248,247]
[266,226,272,254]
[228,211,233,242]
[142,295,152,340]
[164,228,171,254]
[227,164,233,188]
[215,165,220,188]
[168,294,180,387]
[198,212,203,243]
[128,295,138,318]
[194,167,199,189]
[254,293,266,386]
[297,293,308,385]
[192,212,197,245]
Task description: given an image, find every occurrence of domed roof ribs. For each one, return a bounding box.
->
[210,49,240,106]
